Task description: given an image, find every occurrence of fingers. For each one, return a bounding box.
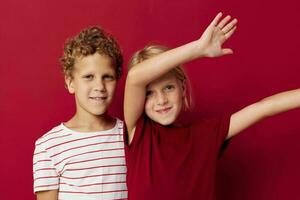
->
[215,13,237,42]
[210,12,223,27]
[222,48,233,55]
[217,15,232,29]
[225,26,237,40]
[222,18,238,34]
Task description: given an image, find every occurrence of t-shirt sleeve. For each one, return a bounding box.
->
[215,113,231,149]
[123,115,147,150]
[195,113,231,155]
[215,114,232,157]
[33,139,59,193]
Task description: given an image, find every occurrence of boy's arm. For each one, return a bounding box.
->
[33,140,59,198]
[36,190,58,200]
[228,88,300,139]
[124,12,237,143]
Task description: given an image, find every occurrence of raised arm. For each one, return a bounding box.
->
[228,88,300,139]
[124,12,238,143]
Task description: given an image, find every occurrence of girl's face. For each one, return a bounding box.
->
[145,72,185,125]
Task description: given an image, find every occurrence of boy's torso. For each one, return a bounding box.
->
[33,119,128,199]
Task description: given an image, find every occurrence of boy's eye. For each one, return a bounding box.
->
[103,75,115,81]
[83,74,94,80]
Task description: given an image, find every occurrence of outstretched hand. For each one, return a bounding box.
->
[197,12,238,57]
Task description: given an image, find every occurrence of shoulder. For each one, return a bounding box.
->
[125,114,153,147]
[193,113,230,125]
[190,113,231,133]
[115,118,124,129]
[34,124,67,149]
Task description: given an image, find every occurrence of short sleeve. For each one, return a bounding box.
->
[193,113,231,156]
[215,114,232,157]
[33,140,59,193]
[124,115,147,150]
[215,113,231,148]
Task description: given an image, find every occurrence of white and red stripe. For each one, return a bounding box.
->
[33,119,127,200]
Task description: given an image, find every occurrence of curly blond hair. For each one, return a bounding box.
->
[60,26,123,79]
[129,45,192,110]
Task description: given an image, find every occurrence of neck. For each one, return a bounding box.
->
[66,111,115,132]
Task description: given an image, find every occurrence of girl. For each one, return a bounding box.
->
[124,12,300,200]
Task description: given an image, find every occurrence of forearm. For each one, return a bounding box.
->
[127,12,237,87]
[36,190,58,200]
[261,88,300,117]
[228,88,300,138]
[127,41,204,86]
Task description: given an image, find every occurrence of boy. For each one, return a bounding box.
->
[33,27,127,200]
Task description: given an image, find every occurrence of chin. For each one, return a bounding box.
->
[91,105,110,115]
[158,121,173,126]
[152,116,176,126]
[89,108,108,116]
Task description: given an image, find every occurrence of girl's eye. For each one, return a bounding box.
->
[164,85,175,91]
[146,90,153,97]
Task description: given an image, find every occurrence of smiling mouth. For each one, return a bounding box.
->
[156,107,172,114]
[89,97,107,101]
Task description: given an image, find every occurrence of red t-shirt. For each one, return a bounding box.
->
[124,114,231,200]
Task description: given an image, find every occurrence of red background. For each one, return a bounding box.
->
[1,0,300,199]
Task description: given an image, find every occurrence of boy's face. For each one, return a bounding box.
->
[66,53,117,117]
[145,72,184,125]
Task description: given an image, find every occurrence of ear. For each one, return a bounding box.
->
[65,75,75,94]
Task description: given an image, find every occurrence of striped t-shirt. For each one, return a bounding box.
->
[33,118,127,200]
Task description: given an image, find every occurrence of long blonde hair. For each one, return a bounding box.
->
[129,45,192,110]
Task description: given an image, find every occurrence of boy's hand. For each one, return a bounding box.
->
[197,12,237,57]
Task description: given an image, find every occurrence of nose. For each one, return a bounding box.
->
[93,78,106,92]
[156,92,168,105]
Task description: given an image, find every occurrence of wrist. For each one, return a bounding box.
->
[189,40,208,59]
